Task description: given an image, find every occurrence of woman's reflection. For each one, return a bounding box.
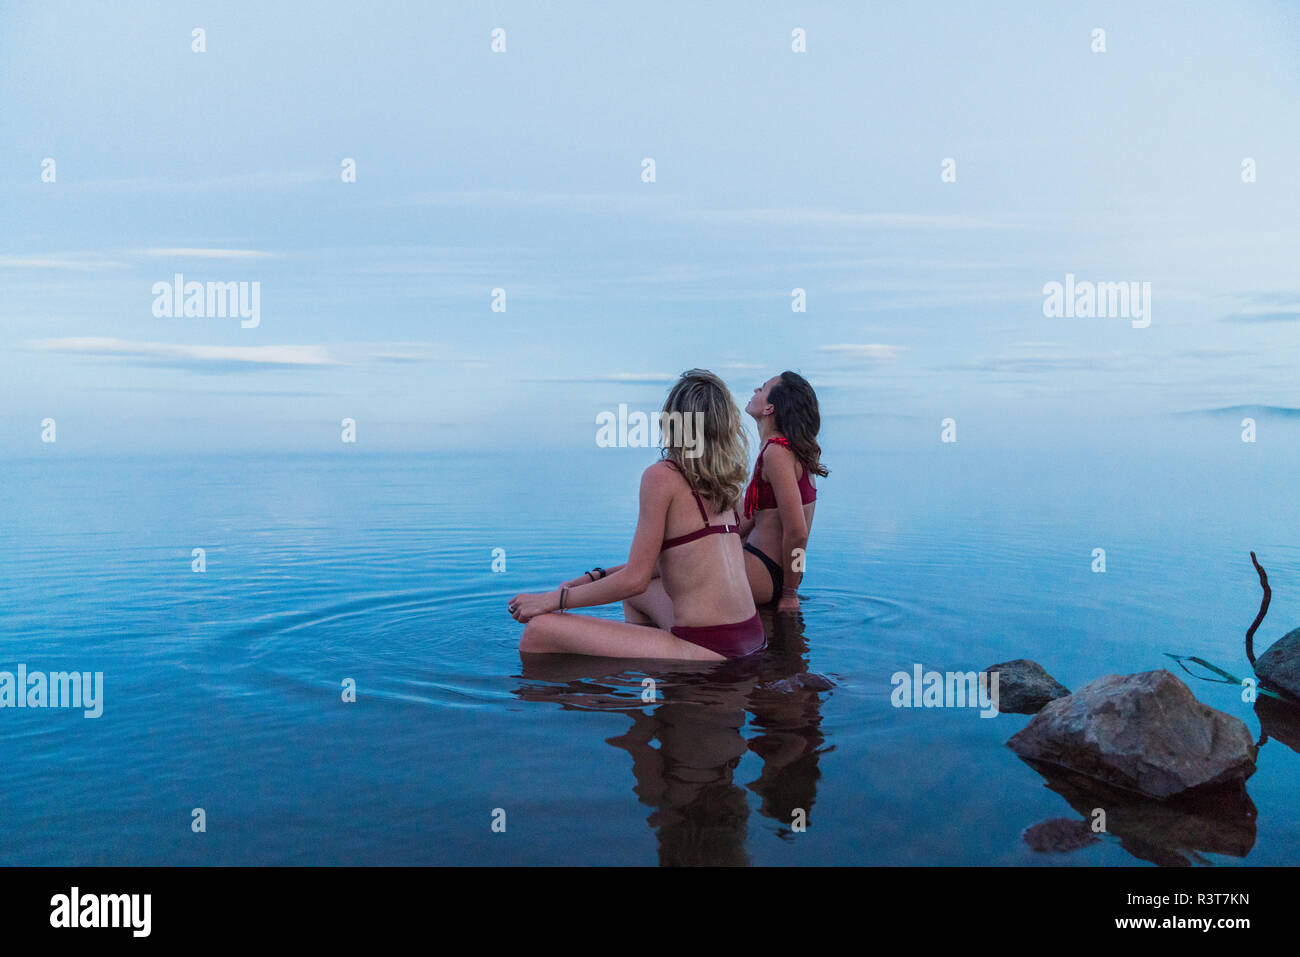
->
[513,608,832,865]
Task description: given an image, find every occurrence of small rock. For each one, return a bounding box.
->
[1254,627,1300,699]
[1006,670,1257,800]
[766,672,835,693]
[793,671,835,691]
[1023,818,1100,854]
[985,658,1070,714]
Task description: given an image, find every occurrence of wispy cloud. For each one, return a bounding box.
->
[1219,291,1300,307]
[24,338,476,372]
[675,208,1023,230]
[0,254,126,271]
[26,337,336,370]
[347,342,484,365]
[74,169,332,192]
[1,247,276,269]
[133,248,276,260]
[1221,310,1300,323]
[394,192,1025,234]
[522,372,677,385]
[400,189,653,213]
[1173,404,1300,418]
[963,351,1130,373]
[1167,346,1258,360]
[815,344,908,361]
[87,385,338,398]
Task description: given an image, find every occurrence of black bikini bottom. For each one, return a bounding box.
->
[744,542,784,608]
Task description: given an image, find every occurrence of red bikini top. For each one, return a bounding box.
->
[660,461,742,551]
[743,436,817,519]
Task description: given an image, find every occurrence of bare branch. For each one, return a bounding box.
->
[1247,551,1271,667]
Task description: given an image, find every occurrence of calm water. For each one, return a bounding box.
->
[3,422,1299,865]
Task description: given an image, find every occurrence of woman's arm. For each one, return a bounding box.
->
[560,464,670,609]
[764,443,810,612]
[560,566,618,589]
[560,560,661,589]
[509,465,671,621]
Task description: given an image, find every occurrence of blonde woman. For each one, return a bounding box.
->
[509,369,765,660]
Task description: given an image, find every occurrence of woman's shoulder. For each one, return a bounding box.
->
[641,459,683,490]
[762,437,797,465]
[761,438,808,484]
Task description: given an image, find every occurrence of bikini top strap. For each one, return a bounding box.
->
[754,435,779,483]
[759,434,785,464]
[760,435,804,485]
[664,459,710,523]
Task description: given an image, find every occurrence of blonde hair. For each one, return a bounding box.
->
[659,369,750,513]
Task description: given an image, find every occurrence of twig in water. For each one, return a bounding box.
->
[1247,551,1271,667]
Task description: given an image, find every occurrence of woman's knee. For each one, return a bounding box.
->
[622,597,650,625]
[520,614,560,652]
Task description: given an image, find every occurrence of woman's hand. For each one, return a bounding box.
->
[776,589,801,616]
[508,589,560,623]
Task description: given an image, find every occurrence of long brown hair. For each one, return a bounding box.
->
[660,369,750,513]
[769,371,829,478]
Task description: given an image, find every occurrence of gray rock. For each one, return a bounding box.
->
[1255,627,1300,699]
[986,658,1070,713]
[1006,670,1257,800]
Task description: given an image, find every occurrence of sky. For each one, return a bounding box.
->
[2,0,1299,454]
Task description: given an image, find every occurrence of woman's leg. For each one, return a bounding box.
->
[622,578,675,629]
[521,611,725,661]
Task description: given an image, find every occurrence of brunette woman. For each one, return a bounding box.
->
[739,372,828,616]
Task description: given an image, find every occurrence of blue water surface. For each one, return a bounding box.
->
[2,420,1298,865]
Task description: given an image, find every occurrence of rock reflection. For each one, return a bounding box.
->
[1016,758,1257,866]
[1254,695,1300,754]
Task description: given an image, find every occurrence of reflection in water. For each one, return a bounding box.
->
[608,674,755,866]
[512,610,833,866]
[1016,758,1257,866]
[1255,696,1300,754]
[744,615,832,836]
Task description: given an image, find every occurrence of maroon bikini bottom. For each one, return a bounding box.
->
[672,612,767,658]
